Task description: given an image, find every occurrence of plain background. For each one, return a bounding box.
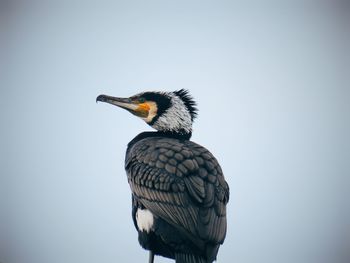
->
[1,1,349,263]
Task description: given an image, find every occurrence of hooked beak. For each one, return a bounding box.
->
[96,94,149,118]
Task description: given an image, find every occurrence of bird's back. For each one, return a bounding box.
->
[125,132,229,262]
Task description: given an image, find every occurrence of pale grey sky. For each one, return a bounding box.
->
[1,1,349,263]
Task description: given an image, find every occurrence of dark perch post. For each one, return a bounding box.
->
[149,251,154,263]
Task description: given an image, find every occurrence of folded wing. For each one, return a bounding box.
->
[125,137,229,257]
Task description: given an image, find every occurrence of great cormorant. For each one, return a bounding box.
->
[97,89,229,263]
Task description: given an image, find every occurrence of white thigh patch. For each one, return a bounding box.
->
[136,209,154,233]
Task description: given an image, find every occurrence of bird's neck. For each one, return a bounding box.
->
[156,130,192,140]
[127,130,192,153]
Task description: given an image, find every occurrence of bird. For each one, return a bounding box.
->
[96,89,229,263]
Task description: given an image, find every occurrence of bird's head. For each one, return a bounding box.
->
[96,89,198,138]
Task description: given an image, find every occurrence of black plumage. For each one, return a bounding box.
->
[126,133,229,262]
[97,90,229,263]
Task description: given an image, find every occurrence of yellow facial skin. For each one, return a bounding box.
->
[135,101,158,123]
[137,102,150,112]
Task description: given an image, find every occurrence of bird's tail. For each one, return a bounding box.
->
[175,253,208,263]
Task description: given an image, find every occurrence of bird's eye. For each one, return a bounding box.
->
[138,97,145,103]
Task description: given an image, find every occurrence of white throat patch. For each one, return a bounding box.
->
[136,208,154,233]
[152,93,192,133]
